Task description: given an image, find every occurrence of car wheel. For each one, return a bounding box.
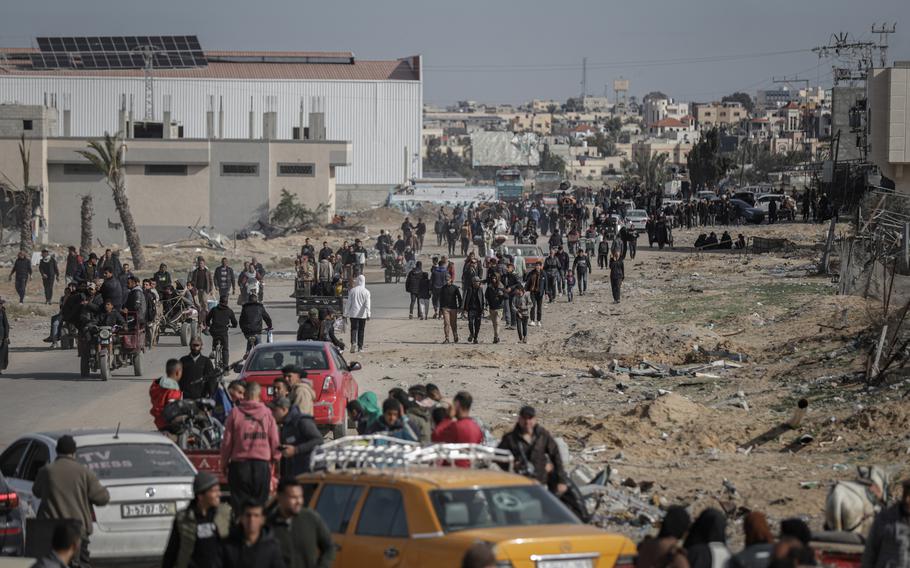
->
[332,422,346,440]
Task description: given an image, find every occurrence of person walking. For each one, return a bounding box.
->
[214,258,236,300]
[39,249,59,305]
[205,296,237,369]
[609,251,625,304]
[179,337,219,400]
[345,275,371,353]
[33,435,111,567]
[189,258,214,324]
[221,501,285,568]
[430,258,449,319]
[64,246,80,284]
[862,479,910,568]
[220,382,280,509]
[565,269,576,303]
[405,262,425,320]
[543,250,560,303]
[268,479,336,568]
[10,250,32,303]
[485,273,506,344]
[497,406,567,497]
[270,397,322,478]
[161,472,232,568]
[438,276,463,344]
[573,251,591,296]
[512,285,530,343]
[0,298,8,374]
[463,277,485,344]
[523,263,545,327]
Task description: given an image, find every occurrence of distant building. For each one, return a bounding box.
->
[641,92,688,127]
[0,104,350,245]
[756,87,794,110]
[693,101,748,130]
[869,63,910,193]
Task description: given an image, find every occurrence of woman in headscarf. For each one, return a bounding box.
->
[731,512,774,568]
[345,274,371,353]
[237,262,259,305]
[684,508,731,568]
[637,505,692,568]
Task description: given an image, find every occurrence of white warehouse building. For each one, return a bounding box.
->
[0,36,422,203]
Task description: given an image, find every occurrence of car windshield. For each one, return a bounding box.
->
[431,485,579,532]
[247,346,329,372]
[511,246,540,257]
[628,210,647,218]
[76,443,195,480]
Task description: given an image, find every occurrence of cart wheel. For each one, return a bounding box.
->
[332,422,346,440]
[180,323,191,346]
[133,351,144,377]
[80,354,90,377]
[99,356,111,381]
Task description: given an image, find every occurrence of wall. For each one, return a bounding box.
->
[869,68,910,194]
[831,86,866,162]
[209,141,270,232]
[0,75,421,187]
[268,141,340,223]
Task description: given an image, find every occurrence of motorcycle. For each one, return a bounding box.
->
[78,316,146,380]
[384,255,405,284]
[163,398,224,450]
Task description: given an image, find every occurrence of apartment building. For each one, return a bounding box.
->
[694,101,748,129]
[869,63,910,194]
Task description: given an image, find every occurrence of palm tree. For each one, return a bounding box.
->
[76,132,145,269]
[80,194,94,257]
[0,135,36,253]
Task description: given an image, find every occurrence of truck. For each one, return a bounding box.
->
[494,169,524,201]
[534,170,563,194]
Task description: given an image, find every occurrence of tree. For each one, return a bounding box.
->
[80,195,94,257]
[76,132,146,269]
[270,189,328,228]
[0,135,37,253]
[586,132,617,157]
[539,146,566,175]
[687,128,729,190]
[721,92,754,114]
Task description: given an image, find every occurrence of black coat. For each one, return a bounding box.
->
[221,529,286,568]
[239,302,272,335]
[278,407,322,478]
[438,284,462,310]
[11,257,31,280]
[463,286,485,312]
[485,284,506,310]
[206,304,238,334]
[179,353,218,399]
[39,258,59,281]
[498,424,567,488]
[100,277,123,310]
[123,287,147,324]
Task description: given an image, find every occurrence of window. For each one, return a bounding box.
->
[75,444,195,480]
[356,487,408,538]
[22,120,33,131]
[247,346,328,372]
[21,443,50,482]
[144,164,188,176]
[63,163,101,176]
[277,163,315,177]
[316,484,364,534]
[0,441,30,477]
[431,485,578,533]
[220,163,259,176]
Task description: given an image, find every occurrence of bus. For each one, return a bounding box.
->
[495,169,524,201]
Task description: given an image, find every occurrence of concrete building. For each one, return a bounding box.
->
[642,92,689,127]
[507,113,552,136]
[756,87,794,110]
[830,86,867,162]
[0,39,420,204]
[869,63,910,193]
[693,101,748,130]
[0,104,350,245]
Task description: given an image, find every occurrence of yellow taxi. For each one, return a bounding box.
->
[297,466,637,568]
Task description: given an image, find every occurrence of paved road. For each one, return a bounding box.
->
[0,272,408,448]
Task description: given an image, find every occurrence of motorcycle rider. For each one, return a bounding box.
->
[96,298,126,328]
[179,337,219,400]
[320,309,345,351]
[296,308,321,341]
[100,266,123,310]
[205,295,237,369]
[150,359,184,431]
[239,292,272,353]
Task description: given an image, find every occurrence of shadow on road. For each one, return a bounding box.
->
[0,371,102,382]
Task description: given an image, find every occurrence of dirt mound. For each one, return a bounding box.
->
[563,323,734,364]
[629,392,704,428]
[839,402,910,436]
[349,207,405,229]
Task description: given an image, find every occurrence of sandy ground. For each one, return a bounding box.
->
[3,209,909,542]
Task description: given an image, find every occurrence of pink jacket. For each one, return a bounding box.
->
[221,400,280,464]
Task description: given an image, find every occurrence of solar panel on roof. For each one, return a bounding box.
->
[33,35,206,69]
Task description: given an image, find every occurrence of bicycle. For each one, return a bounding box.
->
[210,336,226,370]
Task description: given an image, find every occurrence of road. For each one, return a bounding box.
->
[0,271,409,448]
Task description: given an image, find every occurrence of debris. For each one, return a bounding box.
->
[589,366,606,378]
[799,481,820,489]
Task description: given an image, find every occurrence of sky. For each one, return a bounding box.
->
[2,0,908,105]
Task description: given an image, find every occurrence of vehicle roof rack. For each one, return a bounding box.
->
[310,435,514,472]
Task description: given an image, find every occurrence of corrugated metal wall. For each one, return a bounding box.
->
[0,76,422,186]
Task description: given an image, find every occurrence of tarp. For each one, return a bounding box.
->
[471,131,540,167]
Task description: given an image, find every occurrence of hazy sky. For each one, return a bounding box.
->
[3,0,908,105]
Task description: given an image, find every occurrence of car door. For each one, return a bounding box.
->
[16,441,51,516]
[344,486,411,567]
[312,482,364,566]
[0,440,36,515]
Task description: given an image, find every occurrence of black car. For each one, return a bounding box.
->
[0,472,24,556]
[729,199,766,224]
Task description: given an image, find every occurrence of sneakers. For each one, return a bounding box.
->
[42,336,54,343]
[472,338,479,345]
[350,346,358,354]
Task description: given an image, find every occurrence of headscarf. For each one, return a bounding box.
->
[743,512,773,546]
[659,505,692,540]
[684,508,727,548]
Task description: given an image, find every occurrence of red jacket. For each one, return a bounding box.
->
[149,377,182,430]
[221,400,280,465]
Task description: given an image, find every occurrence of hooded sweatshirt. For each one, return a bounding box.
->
[221,399,280,464]
[345,275,371,319]
[149,376,183,430]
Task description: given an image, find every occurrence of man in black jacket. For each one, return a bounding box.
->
[296,308,321,341]
[214,258,236,300]
[500,264,519,330]
[205,296,237,368]
[100,267,123,310]
[438,277,462,344]
[497,406,568,496]
[485,273,506,344]
[268,479,335,568]
[462,277,485,344]
[405,261,430,320]
[38,249,59,304]
[9,251,32,303]
[180,337,219,399]
[64,246,80,283]
[221,502,284,568]
[270,397,322,478]
[542,250,560,303]
[239,293,272,353]
[153,263,173,290]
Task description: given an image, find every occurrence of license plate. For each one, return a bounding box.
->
[121,502,176,518]
[538,560,593,568]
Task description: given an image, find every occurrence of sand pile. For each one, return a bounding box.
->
[563,323,735,365]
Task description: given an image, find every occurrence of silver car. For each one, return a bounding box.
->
[0,430,195,562]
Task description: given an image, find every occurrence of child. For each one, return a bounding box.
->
[565,270,576,302]
[512,284,530,344]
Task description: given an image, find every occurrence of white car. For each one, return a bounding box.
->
[625,209,649,231]
[755,194,785,212]
[0,430,195,562]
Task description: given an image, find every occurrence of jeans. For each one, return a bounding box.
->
[556,270,565,294]
[467,310,482,340]
[350,317,366,349]
[14,277,26,302]
[489,308,501,339]
[628,240,637,259]
[577,270,588,294]
[503,296,514,326]
[516,317,528,341]
[244,333,261,354]
[409,293,419,317]
[598,253,609,269]
[432,287,442,312]
[531,292,543,322]
[443,308,459,341]
[545,272,557,302]
[418,298,429,319]
[460,238,470,256]
[50,314,61,340]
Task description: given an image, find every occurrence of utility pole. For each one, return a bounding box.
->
[871,23,897,67]
[580,57,587,99]
[132,45,161,120]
